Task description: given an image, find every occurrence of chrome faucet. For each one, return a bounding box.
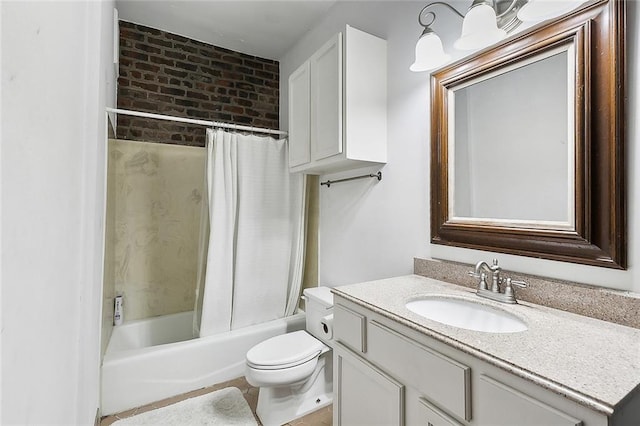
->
[468,259,527,304]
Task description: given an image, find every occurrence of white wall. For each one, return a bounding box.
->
[280,1,640,293]
[1,0,116,423]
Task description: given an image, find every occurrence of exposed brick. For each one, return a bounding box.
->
[172,43,198,54]
[134,43,161,54]
[175,98,199,108]
[175,61,198,72]
[130,80,159,92]
[117,22,279,145]
[233,115,252,124]
[121,49,148,61]
[235,66,254,75]
[147,37,173,48]
[186,91,209,101]
[211,60,234,71]
[244,76,264,86]
[187,55,210,65]
[223,105,244,114]
[222,55,243,65]
[165,51,187,61]
[148,93,174,103]
[264,63,279,73]
[199,67,222,78]
[165,32,190,43]
[160,86,185,96]
[150,55,175,67]
[188,74,212,84]
[255,70,275,80]
[236,98,253,107]
[164,68,188,78]
[243,59,264,70]
[135,62,161,73]
[236,83,253,91]
[120,28,145,41]
[186,109,211,118]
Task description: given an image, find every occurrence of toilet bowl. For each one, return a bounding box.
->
[245,286,334,426]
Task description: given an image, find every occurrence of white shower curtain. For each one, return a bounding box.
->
[194,128,306,337]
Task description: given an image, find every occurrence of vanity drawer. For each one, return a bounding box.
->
[334,304,367,353]
[418,397,464,426]
[367,320,471,421]
[477,375,582,426]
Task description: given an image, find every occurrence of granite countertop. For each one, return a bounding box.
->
[331,275,640,416]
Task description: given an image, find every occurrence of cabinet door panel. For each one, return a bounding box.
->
[335,342,403,426]
[310,32,342,161]
[477,375,583,426]
[288,61,310,167]
[368,320,471,421]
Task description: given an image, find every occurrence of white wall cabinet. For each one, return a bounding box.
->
[333,296,618,426]
[288,25,387,175]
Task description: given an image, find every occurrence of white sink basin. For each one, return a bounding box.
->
[405,297,527,333]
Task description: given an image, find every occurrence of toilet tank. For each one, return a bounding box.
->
[303,287,334,345]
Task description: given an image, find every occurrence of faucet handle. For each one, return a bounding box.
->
[502,278,528,303]
[468,270,488,291]
[510,279,528,288]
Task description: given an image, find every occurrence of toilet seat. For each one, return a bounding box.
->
[247,330,327,370]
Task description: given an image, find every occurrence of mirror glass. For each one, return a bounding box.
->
[448,46,575,230]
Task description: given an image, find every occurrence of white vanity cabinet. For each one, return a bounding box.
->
[287,25,387,174]
[332,296,619,426]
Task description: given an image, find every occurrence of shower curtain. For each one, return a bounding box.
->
[194,128,306,337]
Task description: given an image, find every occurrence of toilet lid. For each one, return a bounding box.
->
[246,330,327,370]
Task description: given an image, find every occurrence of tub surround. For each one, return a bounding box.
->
[107,139,205,321]
[415,258,640,329]
[332,275,640,416]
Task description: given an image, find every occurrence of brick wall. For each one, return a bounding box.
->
[117,21,279,146]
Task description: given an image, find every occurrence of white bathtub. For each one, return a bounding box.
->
[101,311,305,415]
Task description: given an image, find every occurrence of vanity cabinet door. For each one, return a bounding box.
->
[334,342,404,426]
[477,375,582,426]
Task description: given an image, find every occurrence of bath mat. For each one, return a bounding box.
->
[112,387,258,426]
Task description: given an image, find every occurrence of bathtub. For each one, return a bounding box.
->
[101,311,305,415]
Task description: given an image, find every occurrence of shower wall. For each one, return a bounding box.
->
[105,139,206,321]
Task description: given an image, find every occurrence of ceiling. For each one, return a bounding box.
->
[116,0,338,60]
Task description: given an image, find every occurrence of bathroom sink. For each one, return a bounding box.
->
[405,297,527,333]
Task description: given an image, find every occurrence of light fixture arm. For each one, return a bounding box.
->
[417,1,465,32]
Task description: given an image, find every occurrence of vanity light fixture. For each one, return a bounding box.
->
[411,0,535,72]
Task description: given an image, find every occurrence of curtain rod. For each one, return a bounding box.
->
[106,107,288,137]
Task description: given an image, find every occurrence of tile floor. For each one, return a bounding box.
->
[100,376,332,426]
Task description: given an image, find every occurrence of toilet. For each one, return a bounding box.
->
[245,286,334,426]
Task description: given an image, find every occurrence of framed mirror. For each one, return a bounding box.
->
[430,0,626,269]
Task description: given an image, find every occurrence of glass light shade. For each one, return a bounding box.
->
[454,4,506,50]
[517,0,582,22]
[410,32,451,72]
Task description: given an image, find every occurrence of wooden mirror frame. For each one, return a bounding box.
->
[430,0,626,269]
